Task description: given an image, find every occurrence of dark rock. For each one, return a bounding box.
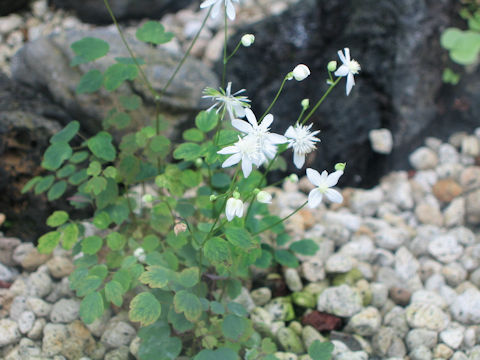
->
[11,27,219,135]
[301,310,343,332]
[389,286,411,306]
[226,0,477,187]
[0,0,30,16]
[49,0,194,24]
[329,331,363,351]
[0,72,72,241]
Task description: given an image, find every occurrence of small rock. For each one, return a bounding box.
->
[291,291,316,308]
[434,343,454,359]
[301,325,327,349]
[406,329,438,350]
[317,285,363,317]
[26,297,52,317]
[444,197,465,227]
[17,310,35,334]
[370,283,388,308]
[0,237,21,266]
[101,320,137,348]
[375,226,408,250]
[13,243,50,270]
[301,259,326,282]
[277,327,305,354]
[27,318,46,340]
[441,262,467,287]
[284,268,303,292]
[265,297,295,322]
[409,147,439,170]
[335,351,368,360]
[345,306,381,336]
[46,256,75,278]
[389,287,411,306]
[369,128,393,154]
[251,287,272,306]
[50,299,80,323]
[440,323,465,350]
[0,319,21,346]
[450,288,480,324]
[0,14,23,34]
[339,236,375,262]
[405,303,449,331]
[410,345,432,360]
[10,295,28,320]
[432,179,463,203]
[461,135,480,157]
[0,262,16,282]
[394,247,419,281]
[411,289,447,308]
[231,287,255,312]
[104,345,130,360]
[350,187,384,216]
[428,234,463,263]
[415,202,444,226]
[31,0,48,18]
[465,188,480,225]
[438,143,460,164]
[301,311,342,332]
[325,253,355,273]
[42,323,68,357]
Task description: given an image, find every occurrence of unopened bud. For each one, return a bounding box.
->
[142,194,154,203]
[335,162,346,171]
[134,247,146,263]
[195,158,203,167]
[292,64,311,81]
[241,34,255,47]
[232,190,240,199]
[256,191,272,204]
[327,60,337,72]
[301,99,310,110]
[209,195,217,202]
[288,174,299,183]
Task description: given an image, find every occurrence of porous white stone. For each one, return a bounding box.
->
[428,235,463,263]
[405,303,450,331]
[409,147,439,170]
[369,128,393,154]
[450,288,480,325]
[0,319,21,346]
[317,285,363,317]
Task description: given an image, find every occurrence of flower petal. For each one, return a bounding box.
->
[226,198,235,221]
[232,119,253,134]
[306,168,322,187]
[267,133,288,144]
[211,0,222,18]
[226,0,236,20]
[241,157,253,178]
[293,151,305,169]
[308,188,323,208]
[344,48,351,62]
[325,188,343,203]
[244,108,258,127]
[284,126,295,138]
[325,170,343,187]
[261,114,274,128]
[218,145,239,155]
[337,49,346,64]
[334,65,349,77]
[346,72,355,96]
[222,153,242,168]
[200,0,218,8]
[235,199,244,217]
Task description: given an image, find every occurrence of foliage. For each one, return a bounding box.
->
[24,5,340,360]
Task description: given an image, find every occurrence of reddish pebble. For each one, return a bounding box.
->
[302,310,343,331]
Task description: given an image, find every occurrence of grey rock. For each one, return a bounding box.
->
[369,128,393,154]
[11,27,218,135]
[410,345,432,360]
[406,329,438,350]
[339,236,375,262]
[27,318,46,340]
[284,268,303,292]
[410,290,447,309]
[370,283,388,309]
[17,310,35,334]
[277,327,305,354]
[46,256,75,278]
[466,189,480,225]
[325,253,355,273]
[434,343,454,359]
[461,136,480,157]
[26,297,52,317]
[387,337,407,358]
[42,323,68,357]
[452,352,468,360]
[301,258,326,282]
[0,319,21,346]
[101,320,136,348]
[50,299,80,323]
[317,285,363,317]
[10,296,28,321]
[345,306,381,336]
[0,237,21,266]
[428,234,463,263]
[438,143,460,164]
[444,198,466,228]
[382,172,414,210]
[104,345,130,360]
[441,262,467,287]
[265,297,295,322]
[86,309,112,337]
[335,351,368,360]
[350,187,384,216]
[301,325,326,349]
[375,226,408,250]
[372,327,394,357]
[405,303,450,331]
[251,287,272,306]
[410,147,439,170]
[440,323,465,350]
[28,269,53,298]
[231,286,256,312]
[0,262,17,282]
[17,337,42,358]
[450,288,480,324]
[394,246,419,281]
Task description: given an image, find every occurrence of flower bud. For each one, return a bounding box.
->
[327,60,337,72]
[335,162,346,171]
[232,190,240,199]
[241,34,255,47]
[288,174,299,183]
[256,191,272,204]
[194,158,203,168]
[134,247,146,263]
[209,195,217,201]
[301,98,310,110]
[292,64,310,81]
[142,194,154,203]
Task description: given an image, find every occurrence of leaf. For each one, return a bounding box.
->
[76,70,103,94]
[108,111,131,129]
[222,314,248,341]
[168,307,194,332]
[34,175,55,194]
[176,267,199,288]
[61,223,79,250]
[195,110,218,132]
[47,181,67,201]
[82,235,103,255]
[173,290,202,322]
[38,231,61,253]
[51,121,80,144]
[227,302,247,317]
[211,173,231,188]
[76,276,102,296]
[274,249,299,268]
[194,348,238,360]
[115,56,145,65]
[42,142,73,170]
[173,143,202,161]
[93,211,111,229]
[105,280,124,307]
[68,169,88,185]
[21,176,42,194]
[119,155,140,184]
[254,248,272,268]
[210,301,225,315]
[129,292,162,326]
[79,291,104,324]
[47,211,69,227]
[106,232,126,251]
[226,279,242,299]
[308,340,334,360]
[119,94,142,110]
[136,21,174,44]
[139,265,173,288]
[86,176,107,196]
[69,151,89,164]
[289,239,319,256]
[204,237,231,264]
[57,164,76,178]
[138,321,182,360]
[87,131,116,161]
[180,169,201,188]
[104,63,138,91]
[225,227,255,249]
[183,128,204,142]
[89,264,108,279]
[143,234,160,252]
[149,135,171,156]
[113,268,132,291]
[71,37,110,65]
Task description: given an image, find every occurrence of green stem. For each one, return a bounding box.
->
[259,75,289,123]
[226,40,242,62]
[295,107,307,125]
[103,0,158,98]
[301,77,341,125]
[253,201,308,236]
[221,8,228,88]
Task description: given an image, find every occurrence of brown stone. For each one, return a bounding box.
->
[432,179,463,203]
[0,237,21,266]
[389,286,411,306]
[20,246,51,271]
[301,310,343,331]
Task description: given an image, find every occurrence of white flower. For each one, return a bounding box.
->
[217,135,264,178]
[306,168,344,208]
[226,197,244,221]
[200,0,240,21]
[134,247,146,263]
[241,34,255,47]
[203,82,250,121]
[334,48,361,96]
[285,123,321,169]
[232,108,287,160]
[256,190,272,204]
[291,64,311,81]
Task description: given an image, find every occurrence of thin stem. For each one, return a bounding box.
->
[160,7,212,98]
[226,40,242,62]
[301,77,341,125]
[103,0,158,98]
[222,8,228,88]
[253,201,308,236]
[259,75,289,123]
[295,107,307,125]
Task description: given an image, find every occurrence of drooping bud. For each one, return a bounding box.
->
[256,191,272,204]
[292,64,311,81]
[288,174,299,183]
[241,34,255,47]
